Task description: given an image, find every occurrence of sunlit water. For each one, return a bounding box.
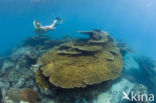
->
[0,0,156,59]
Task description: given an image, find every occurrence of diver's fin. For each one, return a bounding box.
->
[56,17,63,20]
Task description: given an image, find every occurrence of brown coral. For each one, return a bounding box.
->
[57,49,82,55]
[39,40,123,88]
[77,29,109,40]
[20,89,40,103]
[7,88,40,103]
[89,38,108,44]
[74,45,103,52]
[36,69,52,90]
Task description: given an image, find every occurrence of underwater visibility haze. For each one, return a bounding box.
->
[0,0,156,58]
[0,0,156,103]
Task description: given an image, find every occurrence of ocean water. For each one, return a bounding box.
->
[0,0,156,59]
[0,0,156,103]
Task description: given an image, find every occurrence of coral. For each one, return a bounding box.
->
[58,41,103,54]
[7,88,40,103]
[0,30,125,103]
[36,69,57,95]
[0,36,70,103]
[57,50,82,55]
[20,89,40,103]
[0,60,14,73]
[38,31,123,88]
[77,29,109,40]
[74,45,103,52]
[7,67,35,88]
[53,41,103,55]
[7,89,21,102]
[36,69,52,91]
[59,42,74,48]
[89,38,108,44]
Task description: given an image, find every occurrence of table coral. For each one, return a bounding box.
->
[37,30,123,89]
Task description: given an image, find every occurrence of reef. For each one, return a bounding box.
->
[38,29,123,89]
[7,88,40,103]
[0,35,60,103]
[1,30,150,103]
[77,29,113,41]
[134,57,156,95]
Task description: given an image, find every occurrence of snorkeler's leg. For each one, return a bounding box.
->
[55,19,64,26]
[48,18,64,29]
[49,19,58,28]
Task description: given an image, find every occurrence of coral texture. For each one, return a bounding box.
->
[38,30,123,89]
[7,88,40,103]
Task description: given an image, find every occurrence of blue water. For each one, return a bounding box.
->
[0,0,156,59]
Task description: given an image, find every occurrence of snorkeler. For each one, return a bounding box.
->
[33,17,64,34]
